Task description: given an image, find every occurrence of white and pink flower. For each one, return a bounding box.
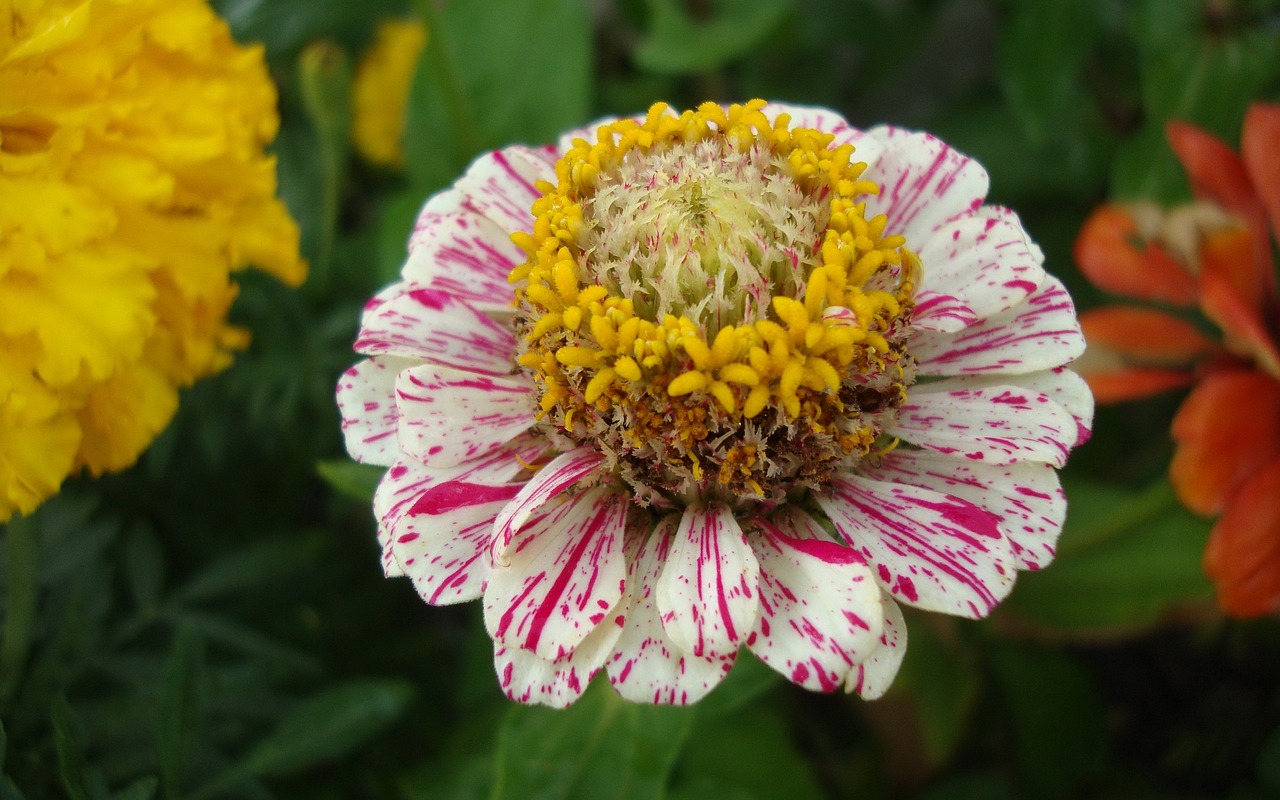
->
[338,101,1091,707]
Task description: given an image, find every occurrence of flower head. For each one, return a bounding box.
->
[0,0,305,522]
[339,101,1091,706]
[1074,103,1280,616]
[351,18,427,169]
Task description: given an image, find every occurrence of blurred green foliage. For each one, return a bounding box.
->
[3,0,1280,797]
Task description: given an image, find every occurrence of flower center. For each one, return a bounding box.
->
[509,101,920,509]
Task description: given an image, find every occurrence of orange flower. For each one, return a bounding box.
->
[1074,103,1280,617]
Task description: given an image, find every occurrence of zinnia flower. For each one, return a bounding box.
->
[1074,103,1280,616]
[351,18,427,169]
[0,0,305,522]
[339,100,1091,707]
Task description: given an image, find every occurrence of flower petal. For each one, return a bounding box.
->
[817,474,1015,618]
[926,367,1094,448]
[453,145,557,235]
[492,446,606,558]
[845,595,907,700]
[1200,270,1280,379]
[390,481,522,605]
[862,131,990,244]
[394,364,534,469]
[1203,457,1280,617]
[1170,369,1280,516]
[891,380,1080,466]
[1242,103,1280,251]
[866,448,1066,571]
[916,208,1046,321]
[657,505,761,659]
[747,513,883,692]
[1081,368,1196,405]
[494,599,625,708]
[484,487,628,661]
[337,355,415,466]
[1073,205,1199,305]
[354,286,517,376]
[374,439,545,578]
[1079,306,1217,365]
[608,517,735,705]
[912,275,1084,376]
[401,204,525,315]
[912,291,979,333]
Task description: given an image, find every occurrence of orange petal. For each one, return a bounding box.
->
[1242,103,1280,252]
[1084,368,1195,404]
[1080,306,1216,365]
[1170,369,1280,515]
[1199,270,1280,379]
[1167,119,1274,310]
[1073,205,1198,305]
[1203,457,1280,617]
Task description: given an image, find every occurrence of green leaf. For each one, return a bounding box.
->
[634,0,794,75]
[112,777,158,800]
[213,0,402,57]
[997,0,1107,144]
[987,643,1105,798]
[316,460,385,504]
[156,630,203,799]
[171,534,327,605]
[122,525,165,614]
[694,648,781,718]
[404,0,592,190]
[296,40,353,291]
[1004,480,1215,632]
[894,618,980,767]
[239,679,414,778]
[1258,723,1280,794]
[51,698,109,800]
[0,515,39,706]
[161,611,318,672]
[489,679,696,800]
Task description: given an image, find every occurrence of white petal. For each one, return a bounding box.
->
[608,518,734,705]
[913,275,1085,377]
[354,286,517,376]
[861,132,990,244]
[912,290,979,333]
[747,513,883,692]
[866,449,1066,571]
[845,595,907,700]
[484,487,628,661]
[374,440,545,578]
[923,368,1094,450]
[657,505,761,659]
[337,355,415,466]
[891,381,1078,467]
[492,447,604,559]
[391,481,521,605]
[401,207,524,315]
[916,209,1046,321]
[493,598,625,709]
[453,146,556,235]
[817,474,1016,619]
[394,364,534,469]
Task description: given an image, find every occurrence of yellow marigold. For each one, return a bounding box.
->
[0,0,306,522]
[351,18,427,168]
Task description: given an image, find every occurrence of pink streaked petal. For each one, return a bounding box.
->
[394,364,534,469]
[493,598,625,709]
[354,286,517,376]
[337,355,415,467]
[917,209,1047,320]
[913,275,1085,376]
[391,482,522,605]
[454,146,556,236]
[817,474,1015,619]
[484,487,628,661]
[913,290,979,333]
[760,102,872,153]
[862,132,991,244]
[747,514,883,693]
[657,505,761,659]
[374,439,546,577]
[401,211,524,316]
[845,595,907,700]
[866,449,1066,571]
[891,381,1078,467]
[608,517,735,705]
[949,368,1094,448]
[492,447,605,559]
